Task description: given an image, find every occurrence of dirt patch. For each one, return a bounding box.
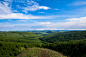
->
[40,50,50,57]
[16,48,29,57]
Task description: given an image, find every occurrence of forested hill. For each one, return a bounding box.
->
[40,31,86,43]
[0,30,86,57]
[0,32,43,57]
[41,30,79,36]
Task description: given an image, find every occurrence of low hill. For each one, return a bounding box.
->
[16,47,67,57]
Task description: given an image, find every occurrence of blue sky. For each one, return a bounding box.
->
[0,0,86,31]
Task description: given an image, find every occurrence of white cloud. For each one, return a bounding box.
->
[38,12,44,13]
[15,0,51,13]
[53,9,59,10]
[51,16,86,29]
[12,10,18,12]
[67,1,86,6]
[36,29,45,30]
[0,0,86,30]
[68,29,86,30]
[40,22,51,24]
[18,20,27,22]
[0,13,78,19]
[0,16,86,30]
[22,5,51,12]
[0,13,53,19]
[22,5,39,12]
[66,16,86,22]
[0,0,50,15]
[0,2,12,15]
[65,16,86,26]
[0,22,13,27]
[38,6,51,10]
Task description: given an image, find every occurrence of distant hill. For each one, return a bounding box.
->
[40,31,86,43]
[0,30,84,32]
[0,32,42,43]
[46,31,54,33]
[16,47,67,57]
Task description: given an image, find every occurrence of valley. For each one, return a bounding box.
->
[0,30,86,57]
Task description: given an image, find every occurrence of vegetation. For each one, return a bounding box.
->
[0,30,86,57]
[40,31,86,43]
[0,32,42,57]
[17,47,67,57]
[0,32,42,43]
[41,40,86,57]
[0,41,40,57]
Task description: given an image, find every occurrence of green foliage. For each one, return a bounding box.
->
[0,32,40,38]
[0,32,42,57]
[42,40,86,57]
[0,41,41,57]
[0,31,86,57]
[40,31,86,43]
[0,32,42,43]
[17,47,67,57]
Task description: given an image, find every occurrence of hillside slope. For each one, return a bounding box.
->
[16,47,67,57]
[40,31,86,43]
[0,32,42,43]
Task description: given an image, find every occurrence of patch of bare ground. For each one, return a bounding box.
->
[40,50,50,57]
[16,48,29,57]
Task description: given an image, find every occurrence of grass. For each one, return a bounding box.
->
[16,47,67,57]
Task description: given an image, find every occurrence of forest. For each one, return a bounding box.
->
[0,30,86,57]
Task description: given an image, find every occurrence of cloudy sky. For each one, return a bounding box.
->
[0,0,86,31]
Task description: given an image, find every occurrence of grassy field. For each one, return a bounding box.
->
[16,47,67,57]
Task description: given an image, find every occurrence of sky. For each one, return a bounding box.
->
[0,0,86,31]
